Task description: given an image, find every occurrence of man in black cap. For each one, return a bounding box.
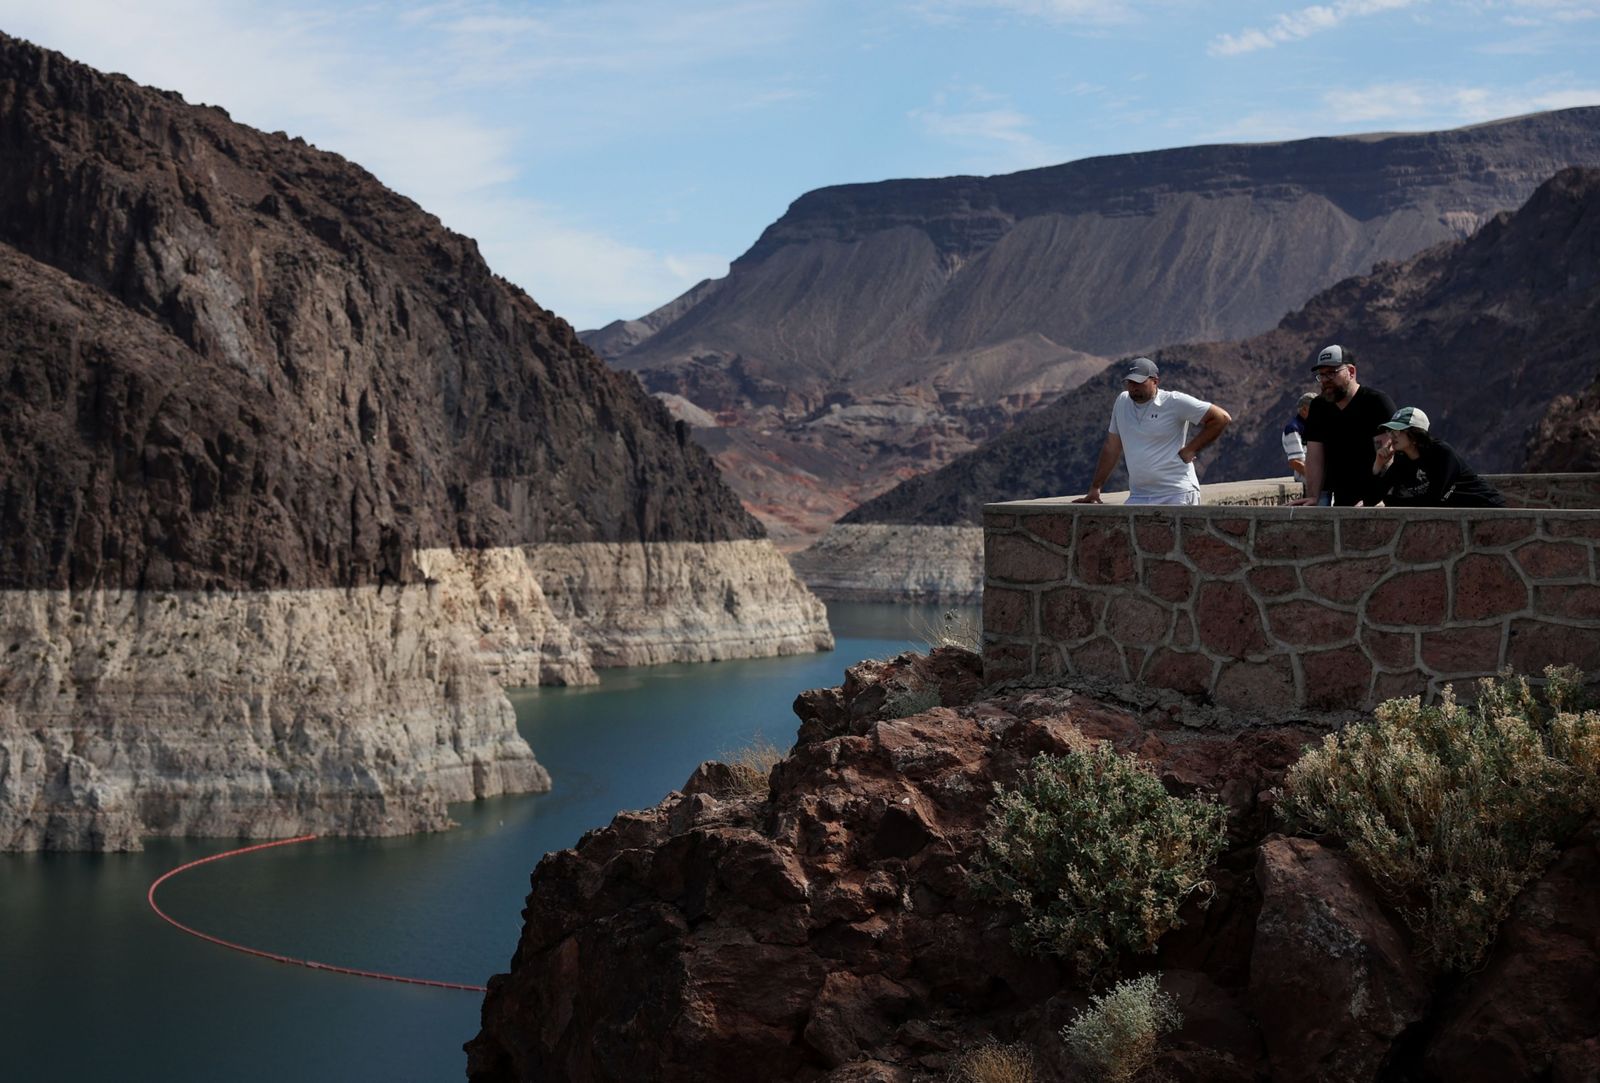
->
[1292,344,1395,506]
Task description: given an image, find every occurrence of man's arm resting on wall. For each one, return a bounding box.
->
[1291,441,1326,505]
[1179,405,1231,463]
[1073,433,1124,504]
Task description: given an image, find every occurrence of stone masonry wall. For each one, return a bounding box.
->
[982,495,1600,713]
[1488,473,1600,510]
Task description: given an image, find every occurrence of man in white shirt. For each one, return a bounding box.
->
[1073,357,1232,506]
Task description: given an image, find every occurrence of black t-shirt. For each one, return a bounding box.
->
[1303,385,1396,505]
[1365,441,1506,508]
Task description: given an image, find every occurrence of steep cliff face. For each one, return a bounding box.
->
[1526,371,1600,472]
[0,34,830,850]
[848,166,1600,527]
[0,34,758,594]
[588,111,1600,540]
[468,650,1600,1082]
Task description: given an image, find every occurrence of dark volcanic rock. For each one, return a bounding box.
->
[469,649,1600,1080]
[1249,836,1427,1083]
[0,32,759,592]
[1526,371,1600,472]
[467,650,1328,1081]
[850,166,1600,525]
[589,112,1600,540]
[1424,821,1600,1082]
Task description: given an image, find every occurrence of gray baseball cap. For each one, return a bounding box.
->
[1313,344,1350,370]
[1124,357,1159,381]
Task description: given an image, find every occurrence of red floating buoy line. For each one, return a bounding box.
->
[146,834,487,993]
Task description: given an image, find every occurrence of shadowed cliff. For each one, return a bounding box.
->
[0,33,760,593]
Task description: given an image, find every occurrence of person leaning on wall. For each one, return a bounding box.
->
[1282,391,1317,481]
[1362,407,1506,508]
[1291,344,1395,506]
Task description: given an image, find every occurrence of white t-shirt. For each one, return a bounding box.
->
[1109,388,1212,498]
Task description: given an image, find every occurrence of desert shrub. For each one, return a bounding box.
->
[1279,667,1600,970]
[1062,974,1182,1083]
[884,681,942,719]
[968,742,1228,980]
[723,735,786,796]
[913,607,982,653]
[946,1038,1035,1083]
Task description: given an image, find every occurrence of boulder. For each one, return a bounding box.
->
[1248,836,1427,1083]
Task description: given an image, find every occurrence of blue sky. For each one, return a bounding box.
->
[2,1,1598,329]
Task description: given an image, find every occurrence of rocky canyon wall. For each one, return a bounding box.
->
[0,35,831,850]
[0,583,545,850]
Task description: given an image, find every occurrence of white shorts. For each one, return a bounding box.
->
[1126,490,1201,506]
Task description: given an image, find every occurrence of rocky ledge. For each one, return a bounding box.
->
[468,649,1600,1081]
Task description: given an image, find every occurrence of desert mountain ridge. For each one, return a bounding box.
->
[845,166,1600,526]
[587,108,1600,543]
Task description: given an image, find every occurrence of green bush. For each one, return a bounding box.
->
[1062,974,1182,1083]
[968,741,1228,980]
[1279,667,1600,970]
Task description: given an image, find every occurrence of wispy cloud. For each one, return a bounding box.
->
[911,0,1142,25]
[1323,79,1600,122]
[911,86,1069,171]
[1201,76,1600,144]
[1499,0,1600,23]
[1209,0,1426,56]
[0,0,812,325]
[445,195,729,328]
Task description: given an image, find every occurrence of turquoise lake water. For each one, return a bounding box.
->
[0,603,958,1082]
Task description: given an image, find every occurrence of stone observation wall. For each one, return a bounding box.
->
[983,477,1600,713]
[1486,473,1600,510]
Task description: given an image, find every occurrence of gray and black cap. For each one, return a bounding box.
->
[1313,344,1352,370]
[1124,356,1159,381]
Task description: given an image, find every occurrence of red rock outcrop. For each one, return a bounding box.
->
[1249,837,1427,1083]
[470,652,1600,1080]
[467,650,1324,1080]
[1526,372,1600,474]
[1425,821,1600,1081]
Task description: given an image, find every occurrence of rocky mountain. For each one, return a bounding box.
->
[0,34,830,850]
[468,648,1600,1080]
[588,110,1600,541]
[845,166,1600,527]
[1527,371,1600,472]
